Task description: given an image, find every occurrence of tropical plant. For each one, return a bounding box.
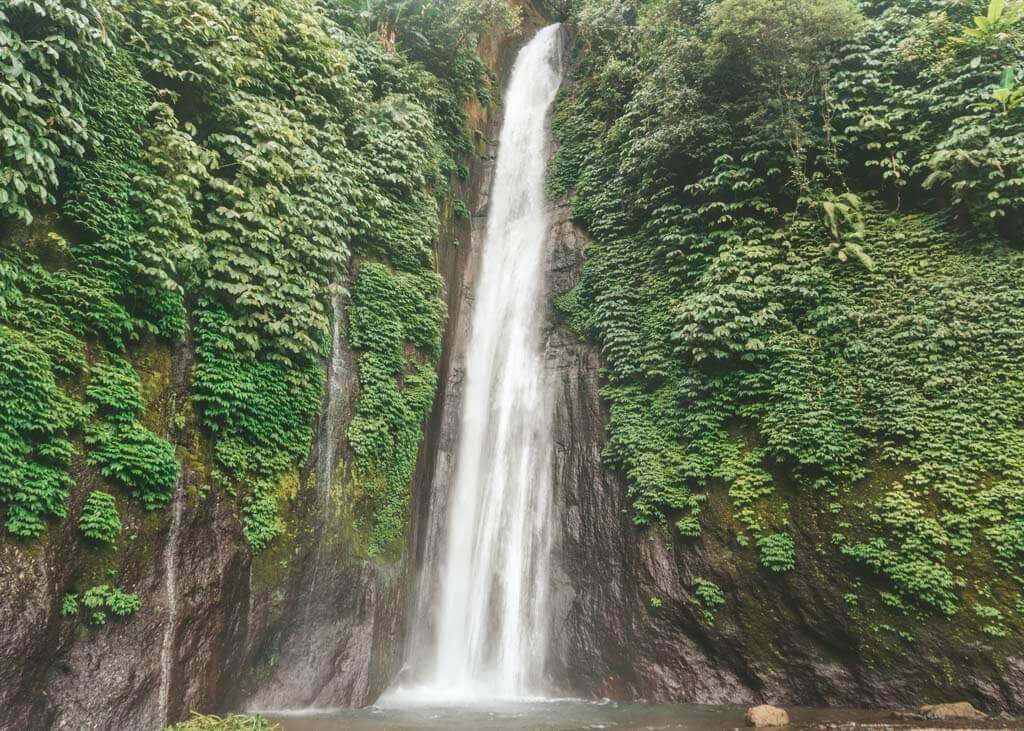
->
[77,584,141,625]
[993,65,1024,111]
[79,490,122,544]
[962,0,1023,42]
[551,0,1024,627]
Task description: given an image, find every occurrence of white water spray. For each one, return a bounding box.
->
[388,23,565,702]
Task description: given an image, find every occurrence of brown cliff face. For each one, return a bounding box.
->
[0,340,252,731]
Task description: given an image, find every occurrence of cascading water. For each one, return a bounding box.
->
[159,476,184,725]
[307,290,347,603]
[387,23,565,702]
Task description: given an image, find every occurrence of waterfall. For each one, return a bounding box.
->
[159,476,184,725]
[389,23,565,702]
[317,291,347,507]
[307,290,346,604]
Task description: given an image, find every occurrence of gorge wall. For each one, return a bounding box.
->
[3,0,1024,728]
[542,160,1024,715]
[539,0,1024,715]
[0,3,547,728]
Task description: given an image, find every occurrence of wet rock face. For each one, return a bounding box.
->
[0,344,252,731]
[541,198,756,706]
[237,290,407,713]
[540,184,1024,713]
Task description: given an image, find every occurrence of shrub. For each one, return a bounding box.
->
[709,0,865,74]
[0,330,76,538]
[758,533,797,573]
[693,578,726,623]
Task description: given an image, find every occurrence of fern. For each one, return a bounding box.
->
[79,490,122,544]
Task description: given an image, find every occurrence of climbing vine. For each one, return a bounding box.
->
[347,262,444,556]
[553,0,1024,631]
[1,0,511,558]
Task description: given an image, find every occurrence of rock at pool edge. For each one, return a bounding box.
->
[745,704,790,727]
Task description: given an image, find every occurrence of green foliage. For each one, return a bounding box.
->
[757,532,796,573]
[0,0,498,551]
[75,584,141,625]
[61,593,78,617]
[836,0,1024,235]
[993,66,1024,111]
[0,329,76,537]
[347,262,444,556]
[120,0,488,551]
[360,0,520,154]
[962,0,1023,42]
[808,191,874,270]
[553,0,1024,625]
[973,603,1007,637]
[693,577,726,623]
[193,308,322,550]
[0,0,103,223]
[79,490,121,544]
[709,0,864,74]
[84,357,179,510]
[2,2,196,540]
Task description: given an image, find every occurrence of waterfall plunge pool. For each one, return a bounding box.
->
[262,699,1014,730]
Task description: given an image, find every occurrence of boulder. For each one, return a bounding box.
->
[745,704,790,727]
[919,702,987,720]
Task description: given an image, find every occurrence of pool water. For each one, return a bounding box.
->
[262,697,1018,730]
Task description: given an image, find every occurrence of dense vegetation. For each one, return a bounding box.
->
[5,0,1023,690]
[552,0,1024,635]
[1,0,514,624]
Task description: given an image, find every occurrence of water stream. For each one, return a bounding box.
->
[307,290,347,605]
[387,23,566,702]
[159,476,185,725]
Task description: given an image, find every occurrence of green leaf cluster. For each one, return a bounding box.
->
[62,584,141,625]
[2,0,505,553]
[0,329,76,537]
[347,262,444,556]
[0,0,103,223]
[1,4,195,539]
[693,577,726,623]
[78,490,122,544]
[84,357,179,511]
